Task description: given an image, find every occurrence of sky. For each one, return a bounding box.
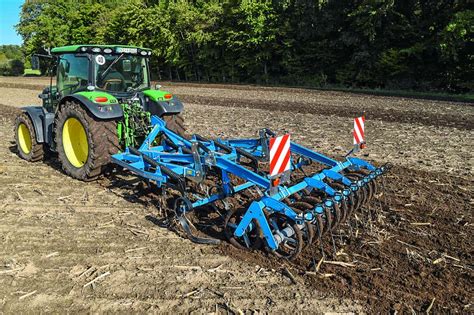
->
[0,0,23,45]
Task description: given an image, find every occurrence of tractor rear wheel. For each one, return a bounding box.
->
[163,113,186,137]
[14,113,44,162]
[55,101,120,181]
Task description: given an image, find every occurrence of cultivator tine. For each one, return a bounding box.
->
[328,223,338,256]
[291,202,315,248]
[315,211,326,259]
[173,197,221,245]
[331,198,342,230]
[176,215,220,245]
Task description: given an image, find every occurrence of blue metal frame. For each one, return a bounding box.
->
[112,116,390,251]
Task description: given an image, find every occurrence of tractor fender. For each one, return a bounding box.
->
[21,106,46,143]
[21,106,55,144]
[145,98,184,117]
[59,94,123,120]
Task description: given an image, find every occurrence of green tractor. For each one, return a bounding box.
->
[14,45,185,181]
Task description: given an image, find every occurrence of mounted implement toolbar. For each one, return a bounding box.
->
[112,116,391,260]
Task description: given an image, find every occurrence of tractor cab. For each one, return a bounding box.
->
[34,45,153,111]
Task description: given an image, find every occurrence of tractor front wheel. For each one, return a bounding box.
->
[55,101,119,181]
[14,113,44,162]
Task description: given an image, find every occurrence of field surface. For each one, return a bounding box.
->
[0,77,472,313]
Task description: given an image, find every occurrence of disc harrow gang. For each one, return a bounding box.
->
[112,116,391,260]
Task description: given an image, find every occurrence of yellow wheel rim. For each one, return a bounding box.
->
[62,117,89,168]
[18,122,32,154]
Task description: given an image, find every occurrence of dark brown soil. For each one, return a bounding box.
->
[220,166,473,313]
[0,104,21,118]
[180,94,474,130]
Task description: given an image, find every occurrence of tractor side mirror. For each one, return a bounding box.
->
[64,60,70,73]
[31,56,40,70]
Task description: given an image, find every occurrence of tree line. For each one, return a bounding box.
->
[17,0,472,92]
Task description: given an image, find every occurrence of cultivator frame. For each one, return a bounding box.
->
[112,116,391,259]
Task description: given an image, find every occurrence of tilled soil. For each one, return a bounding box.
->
[222,166,473,313]
[0,77,473,313]
[0,105,361,313]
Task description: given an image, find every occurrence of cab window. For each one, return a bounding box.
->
[57,54,89,96]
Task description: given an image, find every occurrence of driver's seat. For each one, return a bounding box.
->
[103,79,125,92]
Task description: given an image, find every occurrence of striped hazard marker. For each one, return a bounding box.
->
[353,116,365,146]
[269,134,291,177]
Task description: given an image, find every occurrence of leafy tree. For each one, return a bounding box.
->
[439,9,473,91]
[13,0,473,92]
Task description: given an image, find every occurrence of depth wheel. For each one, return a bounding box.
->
[267,213,303,260]
[14,112,44,162]
[55,101,120,181]
[224,207,263,251]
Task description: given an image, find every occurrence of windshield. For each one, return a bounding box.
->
[94,54,149,93]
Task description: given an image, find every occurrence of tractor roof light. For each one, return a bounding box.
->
[80,47,88,52]
[140,50,147,56]
[92,47,101,53]
[103,48,113,54]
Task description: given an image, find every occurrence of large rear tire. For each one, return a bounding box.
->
[163,113,186,137]
[55,101,120,181]
[14,113,44,162]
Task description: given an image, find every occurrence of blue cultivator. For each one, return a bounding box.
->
[112,116,391,260]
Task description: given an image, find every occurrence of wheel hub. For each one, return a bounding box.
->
[17,122,32,154]
[62,117,88,168]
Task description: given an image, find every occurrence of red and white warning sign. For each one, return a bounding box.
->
[353,116,365,145]
[269,134,291,177]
